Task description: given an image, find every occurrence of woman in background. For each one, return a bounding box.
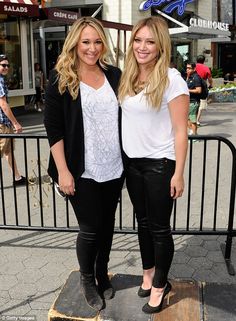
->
[34,62,44,112]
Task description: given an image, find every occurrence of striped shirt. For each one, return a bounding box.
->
[0,75,11,127]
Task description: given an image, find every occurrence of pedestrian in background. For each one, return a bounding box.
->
[195,55,213,125]
[0,54,26,186]
[34,62,44,112]
[44,17,124,311]
[186,62,202,138]
[119,16,189,314]
[223,72,234,85]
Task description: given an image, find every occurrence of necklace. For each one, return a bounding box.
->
[94,74,100,82]
[134,80,147,94]
[80,68,101,82]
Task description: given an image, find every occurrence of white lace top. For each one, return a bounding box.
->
[80,77,123,182]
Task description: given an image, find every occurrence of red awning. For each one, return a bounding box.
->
[0,0,39,17]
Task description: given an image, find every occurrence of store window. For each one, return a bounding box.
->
[172,43,190,78]
[0,20,22,90]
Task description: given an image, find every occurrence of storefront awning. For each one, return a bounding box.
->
[0,0,39,17]
[156,9,231,42]
[169,26,231,42]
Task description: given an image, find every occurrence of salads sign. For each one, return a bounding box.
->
[0,2,39,17]
[139,0,194,15]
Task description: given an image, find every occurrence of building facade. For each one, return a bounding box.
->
[0,0,235,108]
[40,0,233,76]
[0,0,39,108]
[212,0,236,76]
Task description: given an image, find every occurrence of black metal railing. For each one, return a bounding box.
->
[0,134,235,274]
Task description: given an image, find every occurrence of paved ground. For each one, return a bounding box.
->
[0,102,236,320]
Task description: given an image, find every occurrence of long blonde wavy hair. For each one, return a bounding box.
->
[56,17,109,100]
[119,16,171,109]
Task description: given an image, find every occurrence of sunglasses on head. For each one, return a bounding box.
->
[0,64,10,68]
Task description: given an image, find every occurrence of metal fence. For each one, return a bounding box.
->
[0,134,235,275]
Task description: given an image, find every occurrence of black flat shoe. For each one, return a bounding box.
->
[138,286,151,297]
[13,176,27,186]
[142,281,172,314]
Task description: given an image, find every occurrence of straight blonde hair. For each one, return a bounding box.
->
[119,16,171,109]
[56,17,109,100]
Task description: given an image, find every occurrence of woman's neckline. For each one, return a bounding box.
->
[80,76,106,91]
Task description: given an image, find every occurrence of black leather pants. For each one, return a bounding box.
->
[69,175,124,276]
[126,157,175,288]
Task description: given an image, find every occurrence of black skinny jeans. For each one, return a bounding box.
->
[126,158,175,288]
[69,176,124,276]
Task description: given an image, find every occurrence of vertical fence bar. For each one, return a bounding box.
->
[52,182,57,228]
[0,154,6,225]
[37,138,44,227]
[11,137,19,226]
[223,140,236,273]
[23,137,31,226]
[132,208,136,231]
[186,139,193,231]
[199,140,207,230]
[172,199,177,230]
[213,141,221,230]
[119,192,122,230]
[65,198,70,228]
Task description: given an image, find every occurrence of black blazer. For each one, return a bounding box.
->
[44,65,122,183]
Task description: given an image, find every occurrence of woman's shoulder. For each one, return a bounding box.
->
[48,69,59,85]
[168,67,182,79]
[167,67,186,86]
[104,64,121,76]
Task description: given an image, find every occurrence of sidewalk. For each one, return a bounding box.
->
[0,103,236,320]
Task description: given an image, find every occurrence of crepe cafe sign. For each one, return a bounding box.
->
[139,0,195,15]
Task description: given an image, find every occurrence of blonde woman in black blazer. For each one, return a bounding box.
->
[44,17,124,311]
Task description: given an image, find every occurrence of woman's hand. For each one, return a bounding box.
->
[58,169,75,196]
[170,174,184,199]
[50,140,75,196]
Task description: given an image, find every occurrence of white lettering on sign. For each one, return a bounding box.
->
[189,18,229,31]
[68,14,77,20]
[53,11,78,20]
[53,11,67,18]
[4,5,28,13]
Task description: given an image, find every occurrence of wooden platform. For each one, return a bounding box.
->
[48,271,202,321]
[152,280,201,321]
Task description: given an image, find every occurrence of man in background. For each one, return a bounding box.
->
[195,55,213,126]
[186,62,202,138]
[0,54,26,185]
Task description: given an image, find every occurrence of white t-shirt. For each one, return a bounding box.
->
[80,77,123,182]
[121,68,189,160]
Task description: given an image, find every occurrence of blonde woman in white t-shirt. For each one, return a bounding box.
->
[119,16,189,314]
